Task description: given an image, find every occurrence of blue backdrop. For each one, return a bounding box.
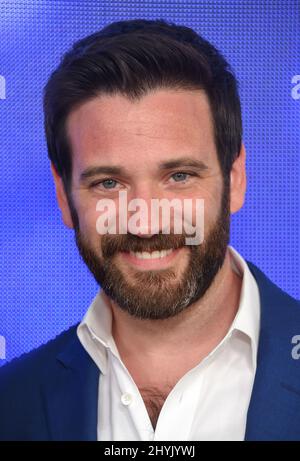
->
[0,0,299,365]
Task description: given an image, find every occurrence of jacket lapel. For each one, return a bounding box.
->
[43,330,99,441]
[245,262,300,440]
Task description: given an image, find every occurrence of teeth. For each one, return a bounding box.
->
[129,249,173,259]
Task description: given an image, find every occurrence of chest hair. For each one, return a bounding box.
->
[139,386,173,430]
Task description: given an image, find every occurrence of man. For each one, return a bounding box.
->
[0,19,299,441]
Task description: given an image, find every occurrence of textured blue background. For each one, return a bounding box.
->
[0,0,299,366]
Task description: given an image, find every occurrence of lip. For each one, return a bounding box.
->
[119,248,183,270]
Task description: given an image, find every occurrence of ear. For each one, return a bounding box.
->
[50,163,74,229]
[230,142,247,214]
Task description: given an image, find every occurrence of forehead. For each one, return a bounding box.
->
[66,88,217,172]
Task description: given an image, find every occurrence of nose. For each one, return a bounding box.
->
[126,184,160,238]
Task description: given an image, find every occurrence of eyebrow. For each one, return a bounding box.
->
[158,157,209,171]
[79,156,209,183]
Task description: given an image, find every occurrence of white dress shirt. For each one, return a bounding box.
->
[77,245,260,441]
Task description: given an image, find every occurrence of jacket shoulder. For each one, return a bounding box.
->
[0,323,81,440]
[247,259,300,345]
[0,323,79,398]
[0,323,79,375]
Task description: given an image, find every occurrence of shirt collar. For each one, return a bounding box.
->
[77,245,260,375]
[227,245,260,370]
[77,290,118,375]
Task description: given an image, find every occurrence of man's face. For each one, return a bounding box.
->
[62,88,231,319]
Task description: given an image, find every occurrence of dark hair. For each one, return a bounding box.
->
[43,18,242,196]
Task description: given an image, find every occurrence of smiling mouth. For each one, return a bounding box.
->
[128,249,173,259]
[119,247,183,270]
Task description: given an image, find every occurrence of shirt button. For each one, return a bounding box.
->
[121,392,133,406]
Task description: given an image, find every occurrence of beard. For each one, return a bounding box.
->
[70,180,230,320]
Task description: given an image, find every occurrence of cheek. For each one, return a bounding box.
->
[204,193,221,225]
[74,197,100,239]
[179,185,222,230]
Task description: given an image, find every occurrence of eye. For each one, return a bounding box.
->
[91,178,119,190]
[170,172,192,182]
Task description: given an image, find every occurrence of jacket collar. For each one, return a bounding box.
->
[245,261,300,440]
[43,332,99,441]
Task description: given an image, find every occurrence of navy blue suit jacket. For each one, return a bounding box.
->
[0,261,299,441]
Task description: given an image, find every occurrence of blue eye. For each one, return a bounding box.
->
[171,172,190,182]
[101,179,118,189]
[90,178,118,190]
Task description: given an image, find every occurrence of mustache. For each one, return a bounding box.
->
[101,232,189,258]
